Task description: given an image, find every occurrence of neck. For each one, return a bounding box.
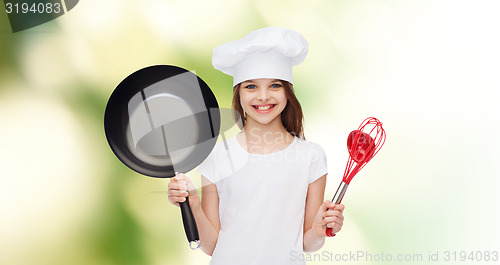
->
[242,115,293,146]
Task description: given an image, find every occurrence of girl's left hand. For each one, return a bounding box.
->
[313,201,345,238]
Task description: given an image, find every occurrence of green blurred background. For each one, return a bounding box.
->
[1,0,499,264]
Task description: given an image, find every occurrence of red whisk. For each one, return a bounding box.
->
[326,117,386,237]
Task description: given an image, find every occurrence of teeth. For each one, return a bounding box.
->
[256,105,273,111]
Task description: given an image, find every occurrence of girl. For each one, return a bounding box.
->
[168,27,344,265]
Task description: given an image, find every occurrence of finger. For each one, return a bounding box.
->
[325,218,343,230]
[316,200,331,221]
[320,200,332,212]
[323,210,344,220]
[168,181,180,189]
[325,201,337,210]
[170,196,187,203]
[176,181,188,191]
[326,203,345,212]
[172,174,194,191]
[167,182,188,191]
[323,212,344,222]
[172,173,186,181]
[322,216,343,227]
[168,197,183,206]
[333,204,345,212]
[168,190,189,197]
[326,222,342,233]
[323,215,344,224]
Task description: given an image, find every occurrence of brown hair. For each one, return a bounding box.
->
[232,80,305,139]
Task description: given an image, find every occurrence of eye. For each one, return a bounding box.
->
[245,84,256,89]
[271,83,282,89]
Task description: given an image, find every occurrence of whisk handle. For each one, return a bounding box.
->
[326,181,349,237]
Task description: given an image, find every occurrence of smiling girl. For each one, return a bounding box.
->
[168,27,345,265]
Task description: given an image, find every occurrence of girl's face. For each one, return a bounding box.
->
[239,78,287,126]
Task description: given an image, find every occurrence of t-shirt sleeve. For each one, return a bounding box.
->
[197,148,216,184]
[309,143,328,184]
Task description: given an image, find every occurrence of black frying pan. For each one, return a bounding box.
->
[104,65,220,249]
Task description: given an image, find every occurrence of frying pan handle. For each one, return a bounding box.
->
[179,197,200,249]
[325,181,349,237]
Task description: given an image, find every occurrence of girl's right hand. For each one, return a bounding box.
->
[167,173,200,208]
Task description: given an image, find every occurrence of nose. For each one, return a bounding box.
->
[257,88,270,101]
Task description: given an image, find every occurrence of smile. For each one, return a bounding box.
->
[252,104,276,113]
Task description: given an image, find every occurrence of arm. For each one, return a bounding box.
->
[303,174,345,252]
[194,175,220,255]
[167,174,220,256]
[303,174,327,252]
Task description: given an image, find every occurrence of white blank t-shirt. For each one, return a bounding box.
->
[197,136,328,265]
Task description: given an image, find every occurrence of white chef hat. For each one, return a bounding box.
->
[212,27,309,87]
